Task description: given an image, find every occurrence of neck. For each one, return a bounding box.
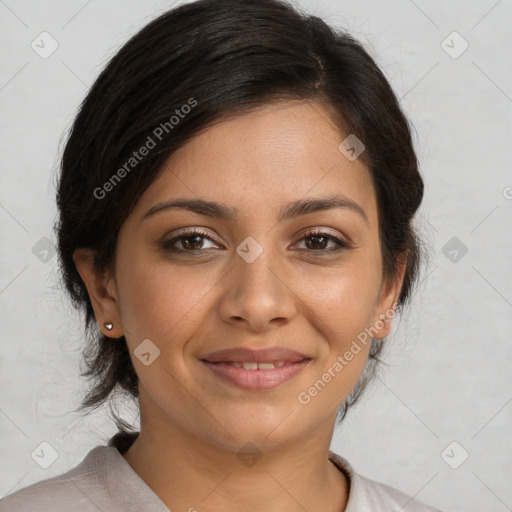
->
[121,399,349,511]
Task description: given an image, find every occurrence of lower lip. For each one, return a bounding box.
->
[201,360,311,390]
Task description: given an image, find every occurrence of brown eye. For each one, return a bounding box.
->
[295,229,350,254]
[161,228,350,256]
[161,229,219,253]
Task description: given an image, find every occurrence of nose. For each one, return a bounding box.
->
[217,243,297,332]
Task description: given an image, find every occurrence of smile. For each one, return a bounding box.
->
[201,359,311,390]
[213,360,291,369]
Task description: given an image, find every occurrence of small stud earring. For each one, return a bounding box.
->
[104,322,113,331]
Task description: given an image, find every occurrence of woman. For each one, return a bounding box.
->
[0,0,441,510]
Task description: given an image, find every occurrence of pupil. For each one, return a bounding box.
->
[306,235,326,250]
[183,235,203,250]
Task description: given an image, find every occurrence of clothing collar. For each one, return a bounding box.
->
[103,431,360,511]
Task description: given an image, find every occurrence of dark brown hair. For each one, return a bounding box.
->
[54,0,424,432]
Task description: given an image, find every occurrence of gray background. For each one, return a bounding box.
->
[1,1,511,510]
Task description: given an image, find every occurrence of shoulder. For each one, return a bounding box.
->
[0,446,113,512]
[328,451,442,512]
[0,439,168,512]
[351,473,442,512]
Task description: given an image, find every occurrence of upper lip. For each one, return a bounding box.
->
[201,347,309,363]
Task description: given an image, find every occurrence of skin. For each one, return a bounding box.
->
[74,99,406,512]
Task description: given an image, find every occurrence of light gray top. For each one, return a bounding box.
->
[0,433,441,511]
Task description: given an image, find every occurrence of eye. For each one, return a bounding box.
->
[293,228,350,255]
[161,228,220,253]
[161,227,350,256]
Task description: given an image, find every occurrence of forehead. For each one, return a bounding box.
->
[132,100,377,225]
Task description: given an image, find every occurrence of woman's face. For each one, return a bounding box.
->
[91,100,404,451]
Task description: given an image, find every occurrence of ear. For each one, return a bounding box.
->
[371,251,407,340]
[73,248,123,338]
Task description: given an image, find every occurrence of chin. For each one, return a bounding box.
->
[202,407,306,452]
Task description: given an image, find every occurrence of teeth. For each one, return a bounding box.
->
[257,363,275,370]
[227,361,288,370]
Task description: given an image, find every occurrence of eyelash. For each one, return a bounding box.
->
[161,228,350,257]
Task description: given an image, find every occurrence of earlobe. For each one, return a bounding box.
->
[73,248,123,338]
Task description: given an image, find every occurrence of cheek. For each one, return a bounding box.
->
[115,250,222,345]
[293,276,377,411]
[292,258,381,400]
[296,259,381,344]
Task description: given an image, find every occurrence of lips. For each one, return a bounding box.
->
[200,346,311,390]
[216,361,289,369]
[201,346,309,364]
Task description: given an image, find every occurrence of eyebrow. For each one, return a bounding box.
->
[141,194,369,225]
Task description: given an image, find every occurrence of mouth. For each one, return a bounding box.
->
[200,346,311,390]
[206,360,303,369]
